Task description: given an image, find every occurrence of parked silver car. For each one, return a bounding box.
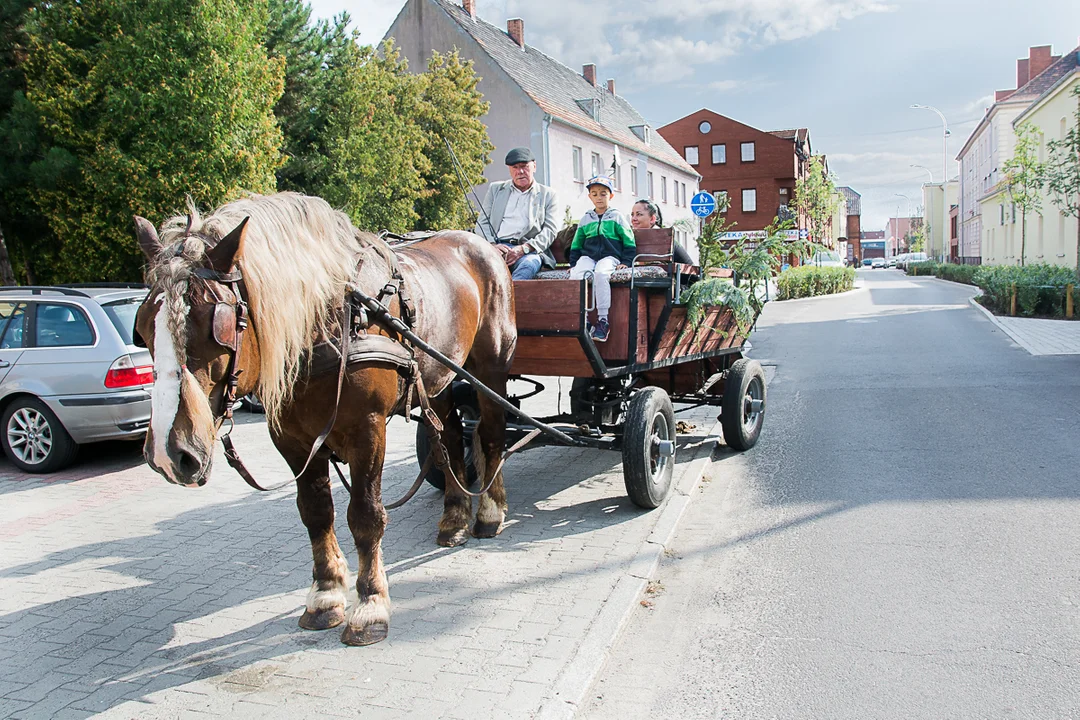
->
[0,285,152,473]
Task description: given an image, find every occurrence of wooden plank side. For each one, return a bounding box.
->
[510,336,594,377]
[653,306,744,360]
[513,279,583,332]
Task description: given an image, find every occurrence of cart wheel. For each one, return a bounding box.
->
[720,359,766,451]
[622,387,676,509]
[416,382,480,491]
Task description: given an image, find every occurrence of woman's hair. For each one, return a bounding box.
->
[634,199,663,227]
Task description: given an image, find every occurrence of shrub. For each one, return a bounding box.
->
[907,261,939,276]
[937,264,979,285]
[973,263,1077,317]
[776,265,855,300]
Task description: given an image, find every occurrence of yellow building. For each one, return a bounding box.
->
[921,181,958,261]
[983,51,1079,268]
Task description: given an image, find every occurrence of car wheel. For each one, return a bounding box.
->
[1,397,79,473]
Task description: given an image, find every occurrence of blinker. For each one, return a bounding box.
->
[212,303,238,350]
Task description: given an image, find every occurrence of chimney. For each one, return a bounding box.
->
[462,0,476,19]
[582,64,596,86]
[1017,58,1030,88]
[1028,45,1054,80]
[606,78,616,95]
[507,18,524,48]
[995,89,1015,102]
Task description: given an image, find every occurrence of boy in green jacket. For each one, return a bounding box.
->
[569,176,636,342]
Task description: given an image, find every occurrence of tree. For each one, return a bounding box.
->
[1002,123,1046,267]
[412,49,493,231]
[1044,84,1080,282]
[22,0,285,282]
[794,155,842,254]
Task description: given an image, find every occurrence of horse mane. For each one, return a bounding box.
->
[157,192,378,427]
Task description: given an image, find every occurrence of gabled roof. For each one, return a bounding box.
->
[768,128,809,143]
[428,0,696,175]
[1014,48,1080,125]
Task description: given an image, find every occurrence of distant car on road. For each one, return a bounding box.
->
[862,258,873,267]
[872,258,886,269]
[808,250,845,268]
[0,285,152,473]
[897,251,929,270]
[887,255,902,268]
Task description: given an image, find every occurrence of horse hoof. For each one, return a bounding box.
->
[340,620,389,646]
[299,606,345,631]
[472,520,501,538]
[437,528,469,547]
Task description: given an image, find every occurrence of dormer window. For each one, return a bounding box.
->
[630,124,651,145]
[575,98,600,121]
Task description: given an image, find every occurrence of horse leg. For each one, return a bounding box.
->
[340,415,392,646]
[434,389,472,547]
[472,373,509,538]
[273,435,349,631]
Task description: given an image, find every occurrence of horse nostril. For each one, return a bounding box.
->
[176,448,201,479]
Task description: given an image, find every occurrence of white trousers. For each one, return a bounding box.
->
[570,255,620,315]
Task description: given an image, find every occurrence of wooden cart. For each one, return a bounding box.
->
[416,228,766,509]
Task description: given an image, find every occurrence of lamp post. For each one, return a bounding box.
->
[911,104,951,263]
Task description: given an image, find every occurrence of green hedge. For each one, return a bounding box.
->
[905,261,979,285]
[776,265,855,300]
[973,264,1077,317]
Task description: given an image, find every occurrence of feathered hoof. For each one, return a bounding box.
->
[340,620,389,646]
[298,606,345,631]
[437,527,469,547]
[472,519,502,538]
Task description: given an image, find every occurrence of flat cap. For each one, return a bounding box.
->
[505,147,535,165]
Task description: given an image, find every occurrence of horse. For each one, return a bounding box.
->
[132,192,517,646]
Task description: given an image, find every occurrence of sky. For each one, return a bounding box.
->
[307,0,1077,232]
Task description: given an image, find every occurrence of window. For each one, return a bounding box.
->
[699,121,712,134]
[35,303,94,347]
[647,171,654,199]
[102,298,141,346]
[741,142,755,162]
[685,146,699,165]
[742,188,757,212]
[614,165,622,192]
[0,302,27,349]
[661,176,668,203]
[591,152,603,178]
[682,183,688,207]
[631,165,638,195]
[712,144,726,164]
[572,146,583,182]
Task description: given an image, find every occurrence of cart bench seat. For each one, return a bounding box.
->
[534,265,670,282]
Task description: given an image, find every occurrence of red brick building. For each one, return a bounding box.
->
[658,109,812,238]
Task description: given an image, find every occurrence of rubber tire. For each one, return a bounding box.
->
[621,387,676,509]
[1,396,79,473]
[240,394,265,414]
[720,359,766,451]
[417,382,480,492]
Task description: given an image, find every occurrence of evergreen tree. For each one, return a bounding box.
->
[22,0,285,282]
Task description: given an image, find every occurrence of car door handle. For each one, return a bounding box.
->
[0,360,9,368]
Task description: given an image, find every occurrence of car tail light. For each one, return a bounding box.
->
[105,355,154,389]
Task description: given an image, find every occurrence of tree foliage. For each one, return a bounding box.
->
[1044,83,1080,282]
[794,155,841,249]
[1002,123,1045,267]
[18,0,284,282]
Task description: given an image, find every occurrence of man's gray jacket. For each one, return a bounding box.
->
[474,180,560,268]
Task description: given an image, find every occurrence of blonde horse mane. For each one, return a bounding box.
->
[157,192,372,427]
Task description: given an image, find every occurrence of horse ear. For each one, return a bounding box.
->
[207,217,249,274]
[133,216,163,260]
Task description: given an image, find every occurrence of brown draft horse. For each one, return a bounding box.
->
[133,192,516,646]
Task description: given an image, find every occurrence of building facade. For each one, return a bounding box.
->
[921,181,959,261]
[385,0,701,253]
[861,230,886,260]
[956,45,1073,265]
[839,187,863,262]
[657,110,810,241]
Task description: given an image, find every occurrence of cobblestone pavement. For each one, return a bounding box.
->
[0,378,721,719]
[969,298,1080,355]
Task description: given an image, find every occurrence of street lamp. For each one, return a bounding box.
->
[911,104,951,262]
[911,164,933,183]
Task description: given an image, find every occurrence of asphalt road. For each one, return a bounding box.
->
[584,270,1080,719]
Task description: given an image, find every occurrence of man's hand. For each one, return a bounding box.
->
[495,243,510,258]
[615,264,628,271]
[504,245,526,266]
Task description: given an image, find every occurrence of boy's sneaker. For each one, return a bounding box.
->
[591,318,610,343]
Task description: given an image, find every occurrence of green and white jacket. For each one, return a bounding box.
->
[569,208,636,266]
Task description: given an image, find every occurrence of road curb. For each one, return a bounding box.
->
[771,285,868,305]
[535,418,722,720]
[968,297,1043,356]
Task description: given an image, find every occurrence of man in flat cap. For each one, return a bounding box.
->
[474,147,560,280]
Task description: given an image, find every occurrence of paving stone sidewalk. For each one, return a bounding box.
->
[0,379,721,720]
[969,299,1080,355]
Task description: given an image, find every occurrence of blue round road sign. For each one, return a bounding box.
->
[690,191,717,218]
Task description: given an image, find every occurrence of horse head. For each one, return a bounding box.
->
[133,215,260,487]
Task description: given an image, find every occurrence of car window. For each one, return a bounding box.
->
[102,298,142,345]
[35,303,95,347]
[0,302,27,349]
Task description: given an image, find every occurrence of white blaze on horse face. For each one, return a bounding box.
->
[150,299,183,476]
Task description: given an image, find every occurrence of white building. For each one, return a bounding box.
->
[921,180,958,261]
[385,0,701,256]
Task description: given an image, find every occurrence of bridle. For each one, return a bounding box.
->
[190,266,249,425]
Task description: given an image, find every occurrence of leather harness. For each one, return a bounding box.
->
[191,252,494,507]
